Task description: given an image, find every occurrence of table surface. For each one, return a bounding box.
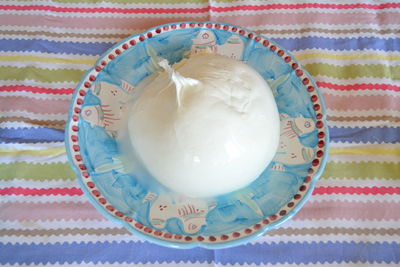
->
[0,0,399,266]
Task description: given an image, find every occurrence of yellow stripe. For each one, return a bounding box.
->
[296,53,400,61]
[0,55,95,65]
[0,147,66,156]
[330,147,400,156]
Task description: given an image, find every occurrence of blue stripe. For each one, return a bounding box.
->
[273,37,400,52]
[0,241,398,264]
[329,126,400,143]
[0,39,112,56]
[0,127,64,143]
[1,126,398,144]
[0,37,398,56]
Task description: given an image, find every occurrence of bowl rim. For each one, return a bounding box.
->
[65,20,330,249]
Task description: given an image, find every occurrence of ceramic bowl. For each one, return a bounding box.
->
[65,21,329,249]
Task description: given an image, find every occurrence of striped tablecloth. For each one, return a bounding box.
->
[1,0,399,266]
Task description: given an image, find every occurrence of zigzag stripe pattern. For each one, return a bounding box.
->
[0,0,399,265]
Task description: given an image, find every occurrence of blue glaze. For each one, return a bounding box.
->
[65,21,329,249]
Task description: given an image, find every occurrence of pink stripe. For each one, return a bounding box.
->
[1,3,399,13]
[313,186,400,195]
[0,187,83,196]
[1,12,398,30]
[317,82,400,92]
[0,201,104,221]
[294,200,400,220]
[0,85,74,95]
[1,200,398,221]
[0,96,70,114]
[3,186,397,197]
[323,94,400,111]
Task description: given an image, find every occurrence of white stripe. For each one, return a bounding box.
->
[0,153,68,164]
[0,9,208,18]
[1,229,399,245]
[0,195,88,204]
[329,142,400,148]
[319,87,400,97]
[0,59,91,70]
[309,193,400,203]
[0,33,121,44]
[0,142,65,150]
[328,154,400,163]
[0,110,69,120]
[300,57,400,66]
[0,91,73,101]
[1,79,77,89]
[293,48,400,56]
[313,76,400,87]
[327,109,400,117]
[327,120,400,128]
[0,1,206,8]
[0,121,41,129]
[254,23,400,32]
[318,177,400,188]
[0,219,116,230]
[0,50,97,61]
[0,178,78,189]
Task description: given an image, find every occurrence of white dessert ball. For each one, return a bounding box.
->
[128,53,280,198]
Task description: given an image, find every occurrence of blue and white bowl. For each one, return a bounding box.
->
[65,21,329,249]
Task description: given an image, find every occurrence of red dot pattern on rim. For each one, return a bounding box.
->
[135,223,143,229]
[221,235,229,240]
[318,140,325,148]
[296,69,304,76]
[69,22,327,243]
[164,233,172,239]
[312,159,320,166]
[154,230,162,236]
[197,23,204,27]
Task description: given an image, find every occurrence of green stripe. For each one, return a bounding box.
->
[0,66,85,83]
[321,162,400,180]
[304,63,400,80]
[0,162,76,181]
